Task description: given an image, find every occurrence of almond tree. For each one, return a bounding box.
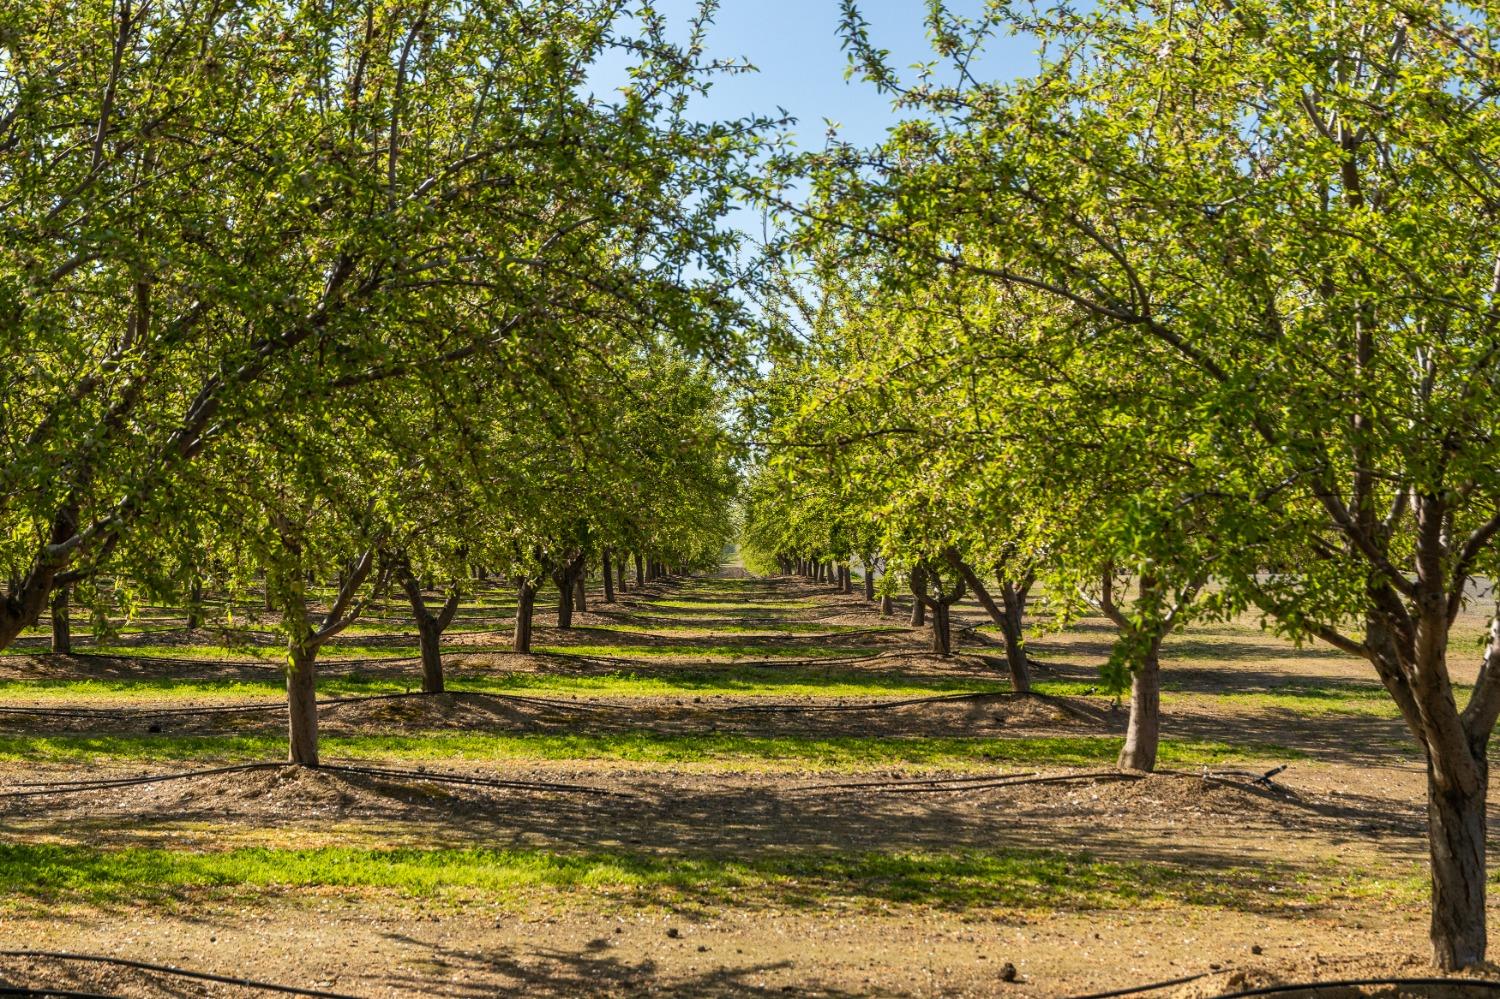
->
[0,0,770,653]
[820,0,1500,967]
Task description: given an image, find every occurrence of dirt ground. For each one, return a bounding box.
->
[0,574,1496,997]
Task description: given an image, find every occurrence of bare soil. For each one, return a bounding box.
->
[0,575,1492,996]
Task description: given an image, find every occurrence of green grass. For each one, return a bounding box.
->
[645,600,813,611]
[1205,684,1403,718]
[467,668,1003,698]
[0,731,1295,769]
[533,643,858,660]
[0,668,1008,702]
[1034,679,1409,719]
[0,643,420,663]
[586,622,893,636]
[0,842,1419,913]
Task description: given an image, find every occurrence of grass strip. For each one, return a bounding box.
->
[0,732,1295,769]
[0,668,1009,703]
[0,843,1416,912]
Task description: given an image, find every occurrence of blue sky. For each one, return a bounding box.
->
[591,1,1040,148]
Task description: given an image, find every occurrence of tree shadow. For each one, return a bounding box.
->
[368,932,872,997]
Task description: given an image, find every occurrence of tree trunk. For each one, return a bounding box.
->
[880,594,893,616]
[513,580,537,653]
[50,586,70,654]
[1428,760,1488,970]
[840,565,852,594]
[997,581,1032,695]
[602,550,615,603]
[931,602,951,654]
[951,552,1004,617]
[617,558,627,595]
[1117,645,1161,772]
[396,563,451,694]
[573,572,587,612]
[909,566,928,627]
[186,573,203,630]
[287,643,320,767]
[635,553,644,587]
[556,579,574,628]
[945,552,1031,693]
[417,616,443,693]
[863,565,875,601]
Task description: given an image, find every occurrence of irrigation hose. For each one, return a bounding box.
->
[1212,976,1500,997]
[1069,968,1500,998]
[0,950,361,998]
[1067,969,1217,998]
[0,763,287,798]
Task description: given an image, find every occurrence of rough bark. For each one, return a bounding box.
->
[635,553,644,587]
[286,643,319,766]
[1411,580,1498,968]
[1428,758,1488,969]
[573,571,587,612]
[879,594,893,616]
[839,565,852,594]
[414,616,442,692]
[513,579,537,652]
[50,586,70,654]
[1116,645,1161,772]
[930,602,952,654]
[602,550,615,603]
[863,564,875,601]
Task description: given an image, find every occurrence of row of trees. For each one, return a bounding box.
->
[0,0,747,764]
[741,0,1500,972]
